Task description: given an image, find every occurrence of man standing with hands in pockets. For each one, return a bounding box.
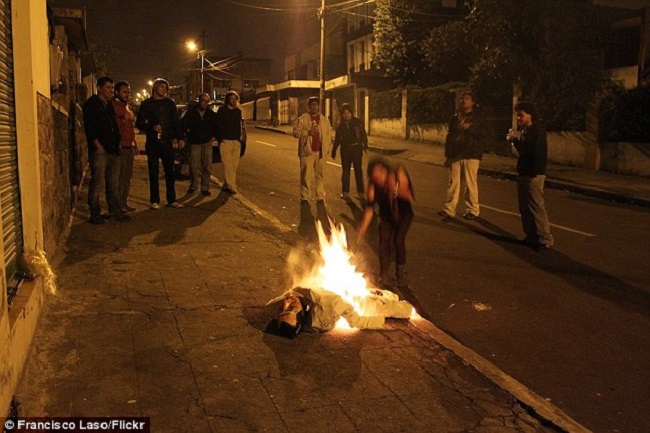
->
[182,93,218,196]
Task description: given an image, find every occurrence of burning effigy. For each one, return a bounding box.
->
[267,220,415,339]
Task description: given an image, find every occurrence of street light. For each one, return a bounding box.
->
[147,80,153,86]
[186,40,206,95]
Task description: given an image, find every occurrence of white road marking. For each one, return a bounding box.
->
[327,161,342,168]
[256,140,277,147]
[481,204,597,237]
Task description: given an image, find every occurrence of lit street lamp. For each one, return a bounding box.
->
[186,40,206,95]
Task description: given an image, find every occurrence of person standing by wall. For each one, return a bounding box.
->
[507,101,554,251]
[439,91,486,220]
[136,78,185,209]
[331,103,368,200]
[182,93,218,196]
[215,91,246,195]
[83,76,130,224]
[357,157,415,289]
[112,81,138,212]
[293,96,333,205]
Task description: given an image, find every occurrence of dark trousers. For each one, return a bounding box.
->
[517,175,553,246]
[146,143,176,204]
[378,212,413,277]
[341,145,364,194]
[88,152,120,217]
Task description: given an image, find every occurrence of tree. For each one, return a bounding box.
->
[373,0,464,86]
[466,0,609,129]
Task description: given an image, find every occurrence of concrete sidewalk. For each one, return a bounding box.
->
[11,158,582,432]
[256,124,650,207]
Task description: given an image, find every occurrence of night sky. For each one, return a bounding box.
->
[51,0,323,93]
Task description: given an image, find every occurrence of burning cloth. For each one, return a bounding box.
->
[267,286,413,338]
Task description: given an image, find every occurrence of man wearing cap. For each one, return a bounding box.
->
[135,78,185,209]
[293,96,333,205]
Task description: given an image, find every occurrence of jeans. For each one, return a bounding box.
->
[517,175,554,246]
[442,158,480,216]
[340,145,364,194]
[146,142,176,204]
[118,147,135,208]
[190,142,213,191]
[88,151,120,217]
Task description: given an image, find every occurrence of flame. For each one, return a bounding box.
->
[288,219,413,329]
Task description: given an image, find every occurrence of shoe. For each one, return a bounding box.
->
[150,203,160,210]
[115,212,132,222]
[437,210,453,218]
[166,201,184,208]
[534,243,553,252]
[201,190,211,196]
[89,215,105,225]
[462,213,478,220]
[187,187,198,194]
[123,205,136,212]
[340,192,349,199]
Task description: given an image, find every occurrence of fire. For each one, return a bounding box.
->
[287,220,416,329]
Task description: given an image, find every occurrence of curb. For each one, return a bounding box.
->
[478,168,650,208]
[255,125,291,135]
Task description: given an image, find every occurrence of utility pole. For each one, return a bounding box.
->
[319,0,325,114]
[200,28,206,95]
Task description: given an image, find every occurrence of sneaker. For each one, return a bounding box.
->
[462,213,478,220]
[166,201,184,208]
[437,210,453,218]
[123,205,136,212]
[340,192,349,199]
[534,243,553,252]
[150,203,160,210]
[187,187,198,194]
[201,190,211,196]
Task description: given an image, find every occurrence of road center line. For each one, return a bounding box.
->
[255,140,277,147]
[481,204,597,237]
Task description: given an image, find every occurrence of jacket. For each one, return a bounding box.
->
[112,99,136,148]
[332,117,368,156]
[293,112,333,157]
[182,106,218,145]
[135,97,182,146]
[83,94,120,154]
[445,110,487,161]
[215,106,244,142]
[512,122,548,176]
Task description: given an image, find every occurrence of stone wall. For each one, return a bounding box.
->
[546,131,593,167]
[601,142,650,177]
[37,94,73,257]
[369,117,405,139]
[408,123,448,145]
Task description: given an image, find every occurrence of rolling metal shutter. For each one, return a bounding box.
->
[0,0,23,283]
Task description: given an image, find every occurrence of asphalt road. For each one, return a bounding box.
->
[213,128,650,433]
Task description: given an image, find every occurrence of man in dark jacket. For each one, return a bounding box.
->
[331,103,368,200]
[507,101,553,251]
[83,76,130,224]
[439,91,486,220]
[135,78,185,209]
[181,93,218,195]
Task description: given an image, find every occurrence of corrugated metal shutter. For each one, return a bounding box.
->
[0,0,23,283]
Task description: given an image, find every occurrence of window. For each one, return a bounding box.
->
[243,79,259,89]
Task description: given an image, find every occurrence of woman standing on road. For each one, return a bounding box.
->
[357,157,414,289]
[331,103,368,200]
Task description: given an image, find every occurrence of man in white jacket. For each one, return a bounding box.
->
[293,97,333,204]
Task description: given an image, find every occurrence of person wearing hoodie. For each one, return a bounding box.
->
[112,81,138,212]
[83,76,130,224]
[135,78,185,209]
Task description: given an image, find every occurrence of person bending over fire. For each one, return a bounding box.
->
[357,157,414,289]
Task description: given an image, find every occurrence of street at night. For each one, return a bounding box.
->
[2,1,650,433]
